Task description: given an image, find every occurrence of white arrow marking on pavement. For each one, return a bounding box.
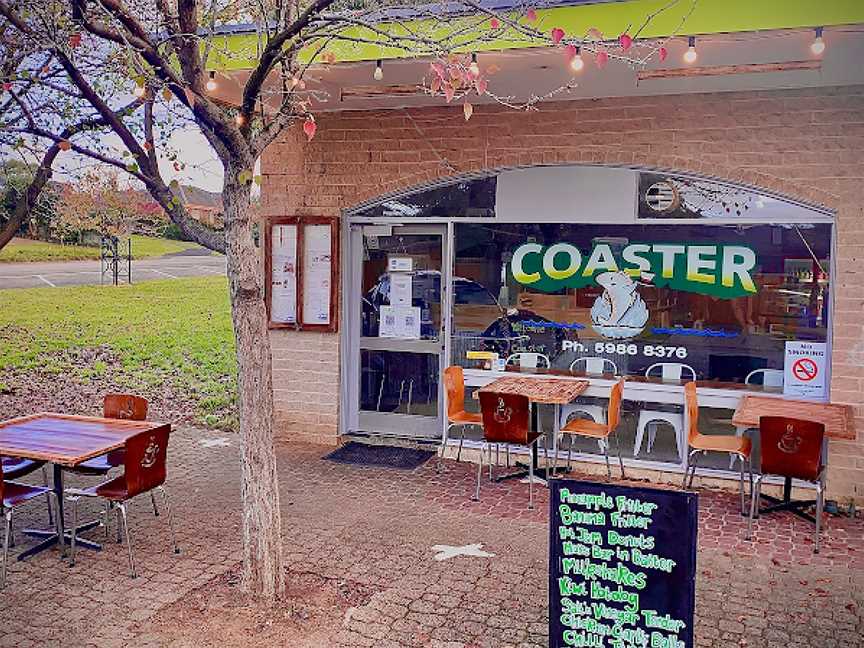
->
[431,543,496,561]
[199,437,232,448]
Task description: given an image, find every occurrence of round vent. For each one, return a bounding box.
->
[645,181,680,213]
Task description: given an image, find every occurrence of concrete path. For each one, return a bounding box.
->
[0,253,226,289]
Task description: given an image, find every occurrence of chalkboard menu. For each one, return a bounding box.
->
[549,480,697,648]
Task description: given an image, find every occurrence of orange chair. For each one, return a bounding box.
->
[682,382,752,514]
[440,366,483,468]
[65,426,179,578]
[476,392,544,509]
[1,460,61,588]
[746,416,826,552]
[70,394,148,474]
[559,379,626,479]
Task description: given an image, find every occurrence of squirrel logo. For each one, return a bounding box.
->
[590,271,650,340]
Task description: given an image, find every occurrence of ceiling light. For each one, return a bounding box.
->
[570,47,584,72]
[811,27,825,56]
[683,36,697,64]
[206,71,217,92]
[373,60,383,81]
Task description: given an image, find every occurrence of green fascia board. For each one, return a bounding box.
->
[208,0,864,71]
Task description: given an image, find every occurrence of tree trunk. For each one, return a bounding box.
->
[222,173,285,598]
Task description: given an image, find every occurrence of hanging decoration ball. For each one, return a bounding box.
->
[525,8,538,22]
[595,50,609,68]
[551,27,565,45]
[68,32,82,48]
[373,60,384,81]
[658,46,668,62]
[619,33,633,51]
[489,18,500,30]
[463,102,474,121]
[303,116,317,141]
[59,140,71,151]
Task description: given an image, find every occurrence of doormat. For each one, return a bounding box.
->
[323,442,435,470]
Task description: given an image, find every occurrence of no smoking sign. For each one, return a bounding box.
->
[784,342,828,400]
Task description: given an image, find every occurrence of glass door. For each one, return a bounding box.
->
[348,224,448,438]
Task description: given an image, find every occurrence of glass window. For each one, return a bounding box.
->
[351,176,496,219]
[452,221,831,389]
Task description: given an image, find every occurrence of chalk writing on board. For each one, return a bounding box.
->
[549,480,697,648]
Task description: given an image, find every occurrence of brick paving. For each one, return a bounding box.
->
[1,426,863,647]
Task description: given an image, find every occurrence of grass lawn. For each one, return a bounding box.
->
[0,235,206,263]
[0,276,237,428]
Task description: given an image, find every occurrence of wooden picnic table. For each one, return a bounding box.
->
[731,395,855,440]
[0,413,171,560]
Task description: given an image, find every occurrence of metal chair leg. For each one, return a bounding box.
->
[528,442,535,510]
[489,444,495,480]
[150,491,159,517]
[815,481,824,554]
[117,503,137,578]
[456,427,466,463]
[472,443,483,501]
[567,434,573,470]
[602,439,612,480]
[103,502,111,540]
[1,509,12,589]
[746,475,762,540]
[42,465,53,526]
[684,450,701,489]
[69,496,79,566]
[615,433,625,479]
[158,487,180,554]
[116,506,122,544]
[738,452,747,516]
[49,492,65,558]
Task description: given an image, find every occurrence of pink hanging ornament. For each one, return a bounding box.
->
[303,116,317,141]
[463,102,474,121]
[595,50,609,68]
[474,77,488,96]
[658,46,668,62]
[619,33,633,51]
[525,8,537,22]
[551,27,565,45]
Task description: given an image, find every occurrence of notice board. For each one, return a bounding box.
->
[549,480,698,648]
[266,217,338,332]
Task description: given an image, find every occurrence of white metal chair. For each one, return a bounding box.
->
[505,352,550,371]
[559,358,618,451]
[729,368,785,468]
[634,362,696,462]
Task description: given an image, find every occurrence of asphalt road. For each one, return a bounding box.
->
[0,252,227,290]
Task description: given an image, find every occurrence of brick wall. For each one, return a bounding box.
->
[262,84,864,501]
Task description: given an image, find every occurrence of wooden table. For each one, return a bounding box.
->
[732,395,856,440]
[0,413,171,560]
[477,377,589,483]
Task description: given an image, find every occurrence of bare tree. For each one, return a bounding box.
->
[0,0,683,598]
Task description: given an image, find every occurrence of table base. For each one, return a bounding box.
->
[493,461,571,485]
[18,520,103,561]
[757,477,817,524]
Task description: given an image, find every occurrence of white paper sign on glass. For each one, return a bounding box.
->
[784,341,828,400]
[378,305,421,339]
[271,224,297,324]
[302,224,332,325]
[390,273,413,307]
[388,256,413,272]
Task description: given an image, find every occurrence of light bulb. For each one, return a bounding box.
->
[683,36,697,64]
[373,60,383,81]
[469,53,480,78]
[811,27,825,56]
[206,71,217,92]
[570,47,584,72]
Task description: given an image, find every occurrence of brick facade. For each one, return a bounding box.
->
[262,84,864,502]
